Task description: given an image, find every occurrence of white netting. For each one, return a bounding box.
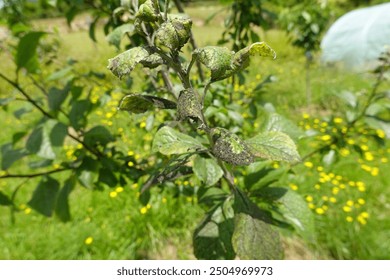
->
[321,3,390,69]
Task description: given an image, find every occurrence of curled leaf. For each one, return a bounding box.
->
[177,89,203,122]
[155,18,192,50]
[193,42,276,82]
[136,0,160,22]
[118,94,176,114]
[107,46,163,78]
[211,128,255,166]
[232,42,276,72]
[193,46,233,81]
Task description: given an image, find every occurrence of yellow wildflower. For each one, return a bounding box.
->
[371,167,379,176]
[364,152,374,161]
[358,198,365,205]
[85,237,93,245]
[304,161,314,168]
[140,121,146,128]
[109,191,117,198]
[343,206,352,212]
[289,183,298,191]
[346,216,353,222]
[306,195,314,202]
[346,200,354,207]
[315,208,325,215]
[302,113,310,119]
[333,117,343,124]
[308,203,316,209]
[321,135,332,141]
[140,207,148,214]
[347,139,355,145]
[376,129,385,139]
[330,197,337,203]
[115,187,124,193]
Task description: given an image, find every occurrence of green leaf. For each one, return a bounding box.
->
[69,99,91,130]
[106,24,135,49]
[193,46,233,81]
[1,143,28,170]
[88,16,100,42]
[107,47,163,79]
[47,84,71,112]
[211,128,254,166]
[232,212,283,259]
[197,187,228,206]
[84,125,114,147]
[55,176,75,222]
[245,162,288,191]
[193,199,235,260]
[28,176,60,217]
[77,156,99,189]
[258,111,303,141]
[25,121,60,160]
[0,191,13,206]
[177,89,203,122]
[118,94,176,114]
[46,66,73,81]
[152,126,205,155]
[260,187,315,240]
[193,155,224,187]
[365,116,390,139]
[15,31,46,73]
[155,18,192,50]
[246,131,300,163]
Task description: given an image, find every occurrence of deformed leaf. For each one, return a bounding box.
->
[107,46,163,78]
[232,212,283,260]
[28,176,60,217]
[193,155,224,187]
[193,46,233,81]
[118,94,176,114]
[177,89,202,122]
[193,42,276,82]
[106,23,135,49]
[246,131,300,163]
[155,18,192,50]
[193,199,235,260]
[232,42,276,72]
[211,128,254,166]
[152,126,205,155]
[136,0,160,22]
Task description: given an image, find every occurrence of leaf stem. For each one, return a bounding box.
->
[0,168,71,179]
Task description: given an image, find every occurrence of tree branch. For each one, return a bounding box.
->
[0,168,71,179]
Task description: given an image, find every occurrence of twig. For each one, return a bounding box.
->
[0,168,71,179]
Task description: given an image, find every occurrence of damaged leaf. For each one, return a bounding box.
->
[246,131,300,163]
[107,46,163,78]
[193,46,233,81]
[211,128,254,166]
[177,89,203,122]
[155,18,192,50]
[136,0,160,22]
[118,94,176,114]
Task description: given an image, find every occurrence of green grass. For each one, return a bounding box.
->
[1,5,390,260]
